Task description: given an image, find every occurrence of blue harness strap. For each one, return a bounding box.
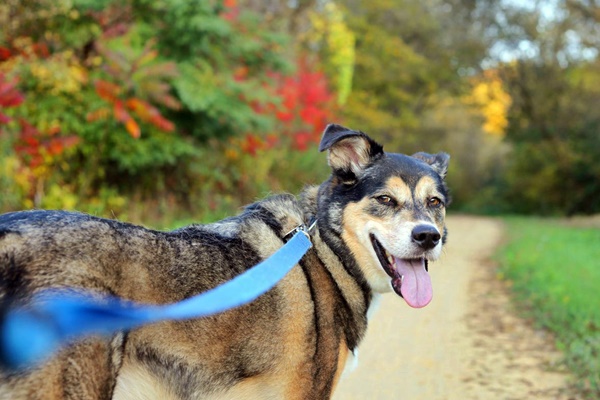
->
[1,230,312,370]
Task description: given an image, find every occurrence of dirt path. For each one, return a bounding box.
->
[332,215,579,400]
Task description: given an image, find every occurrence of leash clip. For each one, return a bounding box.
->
[283,218,317,244]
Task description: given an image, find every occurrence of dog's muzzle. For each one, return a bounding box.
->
[370,234,433,308]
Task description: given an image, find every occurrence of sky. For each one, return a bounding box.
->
[486,0,598,66]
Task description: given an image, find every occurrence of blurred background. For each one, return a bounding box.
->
[1,0,599,225]
[1,0,599,396]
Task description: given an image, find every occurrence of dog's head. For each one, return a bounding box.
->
[317,124,450,308]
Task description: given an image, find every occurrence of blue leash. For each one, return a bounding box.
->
[1,229,312,370]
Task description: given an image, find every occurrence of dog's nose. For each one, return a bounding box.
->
[411,225,441,250]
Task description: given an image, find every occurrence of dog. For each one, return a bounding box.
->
[0,124,450,400]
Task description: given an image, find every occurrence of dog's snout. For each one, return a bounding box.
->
[411,225,441,250]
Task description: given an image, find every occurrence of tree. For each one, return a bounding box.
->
[338,0,490,149]
[0,0,292,212]
[484,0,600,214]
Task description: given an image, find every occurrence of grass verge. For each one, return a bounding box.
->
[497,217,600,397]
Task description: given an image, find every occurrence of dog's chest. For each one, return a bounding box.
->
[337,294,382,381]
[113,365,287,400]
[113,363,178,400]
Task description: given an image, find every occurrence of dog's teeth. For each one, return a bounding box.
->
[383,250,393,265]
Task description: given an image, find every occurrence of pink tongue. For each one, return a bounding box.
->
[391,258,432,308]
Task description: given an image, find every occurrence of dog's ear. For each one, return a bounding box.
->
[412,152,450,179]
[319,124,383,179]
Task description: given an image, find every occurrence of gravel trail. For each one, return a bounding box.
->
[333,215,578,400]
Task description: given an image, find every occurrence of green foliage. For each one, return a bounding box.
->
[307,2,355,105]
[340,0,475,142]
[0,135,22,211]
[0,0,297,218]
[172,60,275,141]
[132,0,234,61]
[124,0,291,141]
[498,218,600,397]
[2,0,600,220]
[418,97,511,213]
[334,0,600,216]
[499,61,600,215]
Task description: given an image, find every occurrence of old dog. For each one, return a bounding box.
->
[0,124,450,399]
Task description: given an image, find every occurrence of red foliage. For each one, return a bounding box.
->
[267,61,337,152]
[265,134,279,149]
[14,120,80,169]
[113,100,130,123]
[236,60,337,156]
[241,134,263,156]
[31,43,50,58]
[287,66,335,135]
[0,74,25,124]
[126,98,175,132]
[234,62,336,156]
[221,0,239,21]
[95,79,121,103]
[233,66,249,82]
[113,100,140,138]
[0,47,11,62]
[90,79,175,138]
[293,131,312,152]
[124,118,141,139]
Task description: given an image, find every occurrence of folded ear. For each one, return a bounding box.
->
[319,124,383,179]
[412,152,450,179]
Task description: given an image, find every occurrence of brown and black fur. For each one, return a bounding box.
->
[0,124,450,400]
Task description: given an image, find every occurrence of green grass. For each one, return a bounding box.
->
[498,217,600,397]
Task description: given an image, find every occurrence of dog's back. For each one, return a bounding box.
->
[0,195,362,399]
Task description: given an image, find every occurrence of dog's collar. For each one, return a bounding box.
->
[283,217,318,243]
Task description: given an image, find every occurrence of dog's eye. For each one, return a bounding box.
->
[428,197,443,207]
[376,195,395,206]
